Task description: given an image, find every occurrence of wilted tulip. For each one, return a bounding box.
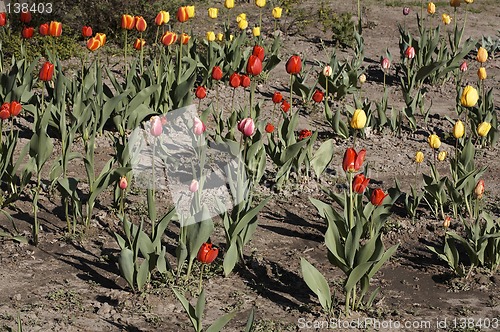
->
[476,47,488,63]
[442,13,452,25]
[371,188,388,206]
[87,37,101,51]
[206,31,216,42]
[135,16,147,32]
[252,26,261,37]
[121,14,135,30]
[477,122,491,137]
[39,61,54,81]
[352,173,370,194]
[211,66,223,80]
[286,55,302,75]
[312,89,324,103]
[272,7,282,19]
[474,179,485,199]
[350,109,367,129]
[229,72,241,88]
[150,116,163,137]
[208,8,218,19]
[405,46,415,59]
[437,151,447,161]
[21,26,34,39]
[161,31,178,46]
[298,129,312,140]
[225,0,235,9]
[453,120,465,139]
[133,38,146,50]
[477,67,487,80]
[403,7,410,15]
[342,148,366,173]
[246,55,263,76]
[255,0,266,8]
[323,65,333,77]
[415,151,424,163]
[427,2,436,15]
[238,118,255,137]
[155,11,170,26]
[459,61,468,72]
[428,134,441,149]
[189,179,199,193]
[193,117,206,135]
[119,176,128,190]
[265,123,275,133]
[177,6,189,22]
[460,85,479,107]
[450,0,461,7]
[82,25,92,37]
[272,92,283,104]
[195,86,207,99]
[197,243,218,264]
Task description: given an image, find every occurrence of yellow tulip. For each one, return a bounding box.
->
[427,2,436,15]
[438,151,447,161]
[272,7,282,19]
[350,109,367,130]
[217,32,224,41]
[477,67,487,80]
[224,0,235,9]
[208,7,218,19]
[255,0,266,8]
[477,122,492,137]
[252,26,260,37]
[442,13,452,25]
[238,19,248,30]
[358,74,366,84]
[464,0,474,3]
[460,85,479,108]
[428,134,441,149]
[229,34,234,41]
[476,47,488,63]
[453,120,465,139]
[206,31,215,42]
[186,5,195,18]
[450,0,461,7]
[236,13,246,22]
[415,151,424,163]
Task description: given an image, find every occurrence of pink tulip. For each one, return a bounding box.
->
[405,46,415,59]
[193,117,206,135]
[460,61,468,72]
[381,57,390,70]
[150,116,163,137]
[189,179,199,192]
[119,176,128,190]
[237,118,255,137]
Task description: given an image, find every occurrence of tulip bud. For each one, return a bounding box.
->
[352,173,370,194]
[133,38,146,50]
[246,55,263,76]
[150,116,163,137]
[350,109,367,130]
[197,242,218,264]
[82,26,93,38]
[476,47,488,63]
[442,13,452,25]
[161,31,178,46]
[459,61,468,72]
[265,123,275,133]
[195,86,207,99]
[121,15,135,30]
[206,31,216,42]
[312,89,324,103]
[119,176,128,190]
[323,65,333,77]
[415,151,424,163]
[241,75,251,88]
[403,7,410,16]
[370,188,388,206]
[281,100,290,113]
[193,117,206,135]
[272,92,283,104]
[477,122,491,137]
[189,179,199,193]
[427,2,436,15]
[236,13,247,22]
[358,74,366,84]
[443,216,451,229]
[237,118,255,137]
[342,148,366,173]
[405,46,415,59]
[428,134,441,149]
[252,45,265,62]
[211,66,223,80]
[180,33,190,45]
[474,179,485,199]
[255,0,266,8]
[437,151,447,161]
[460,86,479,108]
[252,26,261,37]
[208,7,218,19]
[225,0,235,9]
[453,120,465,139]
[229,72,241,88]
[272,7,282,19]
[22,26,34,39]
[381,57,390,70]
[286,55,302,75]
[177,7,189,23]
[477,67,487,80]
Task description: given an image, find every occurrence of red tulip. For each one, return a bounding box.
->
[286,55,302,75]
[119,176,128,190]
[161,31,177,46]
[0,103,10,120]
[405,46,415,59]
[135,16,147,32]
[370,188,388,206]
[49,21,62,37]
[9,101,22,117]
[312,89,324,103]
[39,23,49,36]
[87,37,101,51]
[240,75,251,88]
[272,92,283,104]
[265,123,275,133]
[21,26,34,39]
[177,6,189,23]
[352,173,370,194]
[252,45,265,62]
[246,55,262,76]
[211,66,223,81]
[197,243,218,264]
[82,26,92,37]
[133,38,146,50]
[0,12,6,27]
[298,129,312,140]
[342,148,366,173]
[281,100,290,113]
[121,14,135,30]
[39,62,54,81]
[195,86,207,99]
[237,118,255,137]
[20,12,31,24]
[229,72,241,88]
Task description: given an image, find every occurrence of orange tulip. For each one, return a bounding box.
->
[121,14,135,30]
[135,16,147,32]
[180,33,190,45]
[87,37,101,51]
[155,11,169,25]
[161,31,178,46]
[49,21,62,37]
[177,6,189,23]
[82,26,93,37]
[133,38,146,50]
[95,33,106,46]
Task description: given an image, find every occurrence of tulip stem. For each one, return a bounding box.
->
[124,30,128,77]
[357,0,362,34]
[198,264,205,294]
[347,172,354,230]
[289,74,293,114]
[140,32,144,75]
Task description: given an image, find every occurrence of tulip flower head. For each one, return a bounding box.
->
[121,14,135,30]
[241,75,251,88]
[342,148,366,173]
[133,38,146,50]
[464,0,474,3]
[460,85,479,108]
[189,179,199,193]
[155,11,170,26]
[477,122,491,137]
[265,123,275,133]
[39,61,55,81]
[474,179,485,199]
[161,31,178,46]
[206,31,216,42]
[453,120,465,139]
[180,33,190,45]
[211,66,223,81]
[39,23,49,36]
[82,26,92,37]
[312,89,324,103]
[177,6,190,22]
[442,13,452,25]
[252,45,265,62]
[9,101,22,117]
[443,216,451,229]
[428,134,441,149]
[225,0,235,9]
[281,100,290,113]
[20,12,31,24]
[405,46,415,59]
[238,118,255,137]
[450,0,461,7]
[229,72,241,88]
[286,55,302,75]
[0,103,10,120]
[381,57,390,70]
[87,37,101,51]
[477,67,487,80]
[150,116,163,137]
[371,188,388,206]
[197,243,218,264]
[476,47,488,63]
[0,12,6,27]
[135,16,147,32]
[403,7,410,16]
[208,8,218,19]
[195,86,207,99]
[298,129,312,140]
[22,26,34,39]
[358,74,366,84]
[238,19,248,30]
[119,176,128,190]
[352,173,370,194]
[437,151,447,161]
[323,65,333,77]
[459,61,468,72]
[252,26,261,37]
[95,33,106,46]
[236,13,247,22]
[415,151,424,163]
[272,92,283,104]
[255,0,266,8]
[427,2,436,15]
[193,117,206,135]
[350,109,367,130]
[217,33,224,41]
[186,5,195,18]
[272,7,282,19]
[246,55,263,76]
